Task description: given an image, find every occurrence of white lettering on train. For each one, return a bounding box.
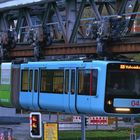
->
[131,100,140,107]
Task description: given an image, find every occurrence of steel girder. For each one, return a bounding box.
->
[0,0,139,60]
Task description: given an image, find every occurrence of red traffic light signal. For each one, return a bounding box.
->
[30,112,42,138]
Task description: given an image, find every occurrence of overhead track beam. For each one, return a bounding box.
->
[9,37,140,58]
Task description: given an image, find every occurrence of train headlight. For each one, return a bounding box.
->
[115,108,130,112]
[107,100,112,105]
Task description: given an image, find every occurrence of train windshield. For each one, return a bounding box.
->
[106,63,140,98]
[105,63,140,114]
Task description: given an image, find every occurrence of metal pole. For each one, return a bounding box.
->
[57,112,59,123]
[49,112,51,122]
[42,121,44,140]
[130,117,136,140]
[81,115,86,140]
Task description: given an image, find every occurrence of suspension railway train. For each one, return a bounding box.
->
[0,60,140,116]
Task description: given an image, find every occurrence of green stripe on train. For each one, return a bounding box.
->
[0,84,12,107]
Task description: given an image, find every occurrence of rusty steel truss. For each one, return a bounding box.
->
[0,0,140,60]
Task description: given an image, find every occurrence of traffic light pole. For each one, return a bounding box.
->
[130,117,136,140]
[81,115,86,140]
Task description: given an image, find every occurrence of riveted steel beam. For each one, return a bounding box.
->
[9,37,140,58]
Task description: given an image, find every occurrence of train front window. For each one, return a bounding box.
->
[105,63,140,114]
[106,64,140,97]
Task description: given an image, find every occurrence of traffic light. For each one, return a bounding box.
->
[30,112,42,138]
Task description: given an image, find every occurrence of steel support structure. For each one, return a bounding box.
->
[8,37,140,58]
[0,0,139,60]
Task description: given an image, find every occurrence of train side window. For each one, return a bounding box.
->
[71,70,75,94]
[40,70,64,94]
[34,70,38,92]
[52,70,64,94]
[92,69,98,96]
[78,69,97,96]
[29,70,33,92]
[21,70,28,91]
[65,70,69,94]
[40,70,47,92]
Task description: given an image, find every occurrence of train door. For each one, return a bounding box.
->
[20,68,32,109]
[32,69,40,110]
[63,69,69,113]
[20,68,40,110]
[39,69,64,112]
[69,69,77,113]
[64,69,77,114]
[27,69,34,109]
[76,69,97,114]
